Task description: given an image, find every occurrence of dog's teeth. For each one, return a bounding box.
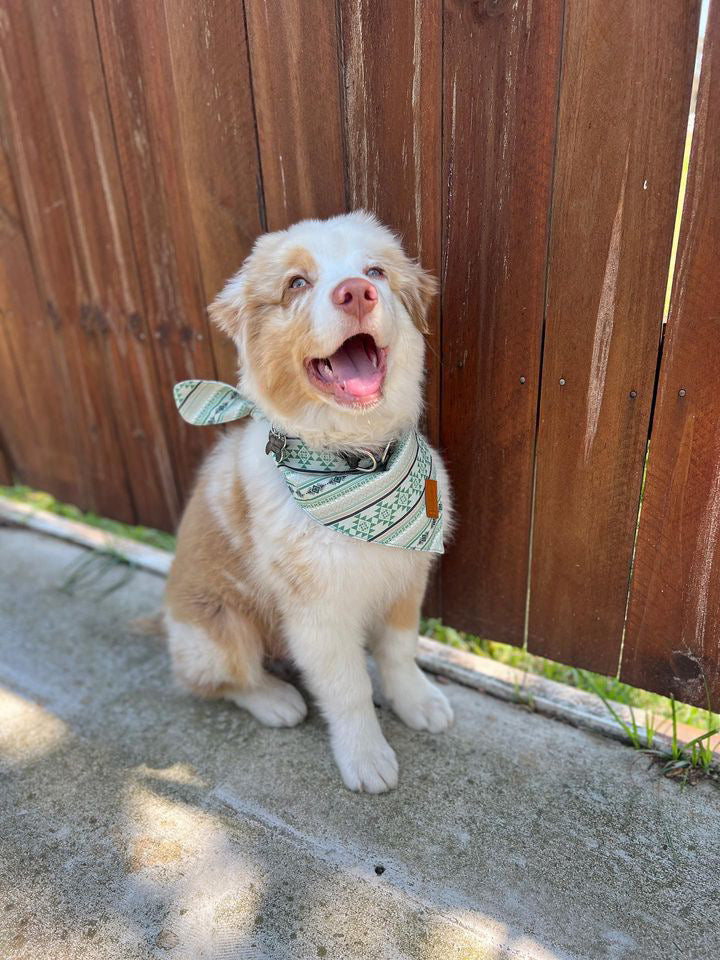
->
[370,352,378,368]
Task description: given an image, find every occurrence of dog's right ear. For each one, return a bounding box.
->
[208,272,246,340]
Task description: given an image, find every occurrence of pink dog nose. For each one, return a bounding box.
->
[331,278,378,319]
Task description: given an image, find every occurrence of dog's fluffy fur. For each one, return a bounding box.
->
[165,212,453,792]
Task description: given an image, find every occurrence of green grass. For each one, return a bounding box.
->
[0,484,176,552]
[59,547,138,599]
[421,617,720,733]
[581,674,717,781]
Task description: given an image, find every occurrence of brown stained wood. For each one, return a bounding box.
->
[339,0,442,446]
[440,0,565,642]
[164,0,265,384]
[338,0,443,613]
[94,0,221,501]
[244,0,346,229]
[0,323,19,486]
[24,0,181,530]
[0,0,134,521]
[0,327,22,487]
[527,0,700,673]
[0,126,82,501]
[621,5,720,709]
[0,438,10,485]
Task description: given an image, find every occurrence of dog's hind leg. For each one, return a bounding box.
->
[164,605,307,728]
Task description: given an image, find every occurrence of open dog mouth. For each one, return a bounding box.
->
[306,333,388,406]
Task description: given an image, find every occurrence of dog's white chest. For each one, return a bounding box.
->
[232,420,436,612]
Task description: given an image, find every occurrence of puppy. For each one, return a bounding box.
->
[165,211,453,792]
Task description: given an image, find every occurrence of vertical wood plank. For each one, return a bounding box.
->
[0,0,135,521]
[0,324,22,488]
[163,0,265,383]
[94,0,221,501]
[440,0,565,641]
[25,0,181,530]
[244,0,346,229]
[527,0,700,672]
[339,0,442,446]
[0,125,81,501]
[339,0,443,612]
[0,440,10,485]
[621,3,720,708]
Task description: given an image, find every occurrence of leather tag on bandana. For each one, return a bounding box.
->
[425,478,439,519]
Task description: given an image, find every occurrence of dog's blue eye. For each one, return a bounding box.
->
[366,267,384,279]
[290,276,308,289]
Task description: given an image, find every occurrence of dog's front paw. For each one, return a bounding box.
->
[386,670,454,733]
[333,731,399,793]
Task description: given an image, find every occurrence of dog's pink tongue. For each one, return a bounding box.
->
[328,337,382,397]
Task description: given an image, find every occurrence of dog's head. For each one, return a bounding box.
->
[210,212,436,444]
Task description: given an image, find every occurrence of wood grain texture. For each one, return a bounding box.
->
[0,438,10,485]
[440,0,565,642]
[621,4,720,708]
[24,0,180,529]
[244,0,346,229]
[94,0,221,501]
[0,121,81,501]
[339,0,442,446]
[338,0,442,612]
[0,0,134,521]
[527,0,700,672]
[164,0,265,384]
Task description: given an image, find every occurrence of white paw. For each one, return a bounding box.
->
[229,675,307,728]
[386,671,454,733]
[333,731,399,793]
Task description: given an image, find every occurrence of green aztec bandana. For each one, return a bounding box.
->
[174,379,444,554]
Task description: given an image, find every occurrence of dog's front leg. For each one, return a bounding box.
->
[286,607,398,793]
[373,586,454,734]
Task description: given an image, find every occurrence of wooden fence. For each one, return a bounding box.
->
[0,0,717,707]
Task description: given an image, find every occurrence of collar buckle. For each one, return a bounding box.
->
[355,449,378,473]
[343,441,395,473]
[265,427,288,464]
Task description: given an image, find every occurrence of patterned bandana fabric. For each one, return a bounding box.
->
[174,379,444,553]
[173,379,255,425]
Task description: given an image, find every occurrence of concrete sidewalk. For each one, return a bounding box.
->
[0,526,718,960]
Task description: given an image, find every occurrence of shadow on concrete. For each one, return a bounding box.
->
[1,528,719,959]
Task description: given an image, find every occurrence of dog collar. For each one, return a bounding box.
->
[173,379,444,553]
[265,427,396,474]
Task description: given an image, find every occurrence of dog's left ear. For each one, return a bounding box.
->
[389,254,438,334]
[210,230,285,339]
[208,272,246,340]
[400,263,437,334]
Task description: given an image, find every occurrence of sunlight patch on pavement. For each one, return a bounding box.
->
[0,686,68,763]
